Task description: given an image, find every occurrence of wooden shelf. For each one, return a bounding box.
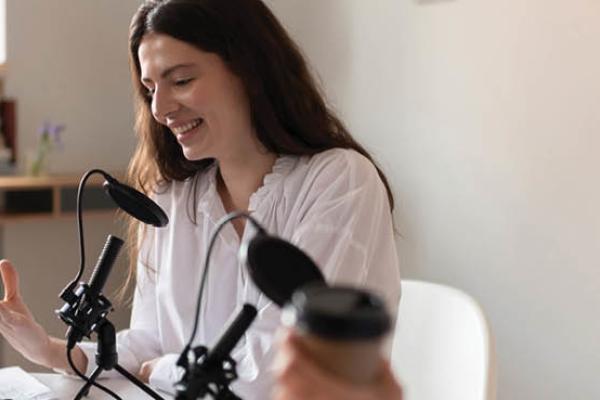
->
[0,173,123,223]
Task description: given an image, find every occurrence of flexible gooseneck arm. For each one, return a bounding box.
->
[176,212,266,400]
[56,169,168,400]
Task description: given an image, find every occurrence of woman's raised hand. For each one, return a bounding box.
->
[0,259,53,366]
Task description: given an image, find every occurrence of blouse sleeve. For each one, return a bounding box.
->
[291,150,401,311]
[229,150,401,399]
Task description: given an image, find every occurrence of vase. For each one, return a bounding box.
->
[25,148,50,176]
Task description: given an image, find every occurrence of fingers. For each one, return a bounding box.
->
[273,331,315,398]
[0,302,16,333]
[274,330,404,400]
[138,362,150,383]
[0,303,15,346]
[0,259,20,301]
[377,361,404,400]
[138,357,160,383]
[0,302,8,325]
[273,330,346,399]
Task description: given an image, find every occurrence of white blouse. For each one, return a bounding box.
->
[78,148,401,399]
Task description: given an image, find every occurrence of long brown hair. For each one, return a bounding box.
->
[122,0,395,296]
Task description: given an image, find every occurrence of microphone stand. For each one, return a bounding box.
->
[57,237,164,400]
[174,211,327,399]
[56,169,168,400]
[76,318,163,400]
[175,212,264,400]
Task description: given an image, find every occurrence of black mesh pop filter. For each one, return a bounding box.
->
[103,179,168,227]
[244,234,325,306]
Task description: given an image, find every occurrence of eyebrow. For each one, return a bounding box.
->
[141,63,195,84]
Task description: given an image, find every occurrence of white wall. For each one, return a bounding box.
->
[5,0,139,173]
[267,1,600,399]
[0,0,6,64]
[0,0,140,370]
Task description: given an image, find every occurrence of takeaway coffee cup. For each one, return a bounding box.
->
[281,285,391,385]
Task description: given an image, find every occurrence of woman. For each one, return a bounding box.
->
[0,0,400,398]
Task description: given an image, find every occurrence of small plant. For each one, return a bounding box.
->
[28,121,65,176]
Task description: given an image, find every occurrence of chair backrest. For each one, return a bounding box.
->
[391,280,496,400]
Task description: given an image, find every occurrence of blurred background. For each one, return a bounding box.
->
[0,0,139,374]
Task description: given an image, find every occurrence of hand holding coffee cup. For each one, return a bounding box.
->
[281,285,391,385]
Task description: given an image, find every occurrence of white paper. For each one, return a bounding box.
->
[0,367,57,400]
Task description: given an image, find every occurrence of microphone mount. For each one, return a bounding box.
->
[55,169,168,400]
[175,304,257,400]
[57,235,122,349]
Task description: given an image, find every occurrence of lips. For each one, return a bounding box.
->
[171,118,203,135]
[169,118,204,144]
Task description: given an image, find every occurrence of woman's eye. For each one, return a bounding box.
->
[174,78,193,87]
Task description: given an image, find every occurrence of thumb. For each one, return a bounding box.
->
[0,259,21,301]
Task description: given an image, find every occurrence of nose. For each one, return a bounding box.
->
[151,87,178,123]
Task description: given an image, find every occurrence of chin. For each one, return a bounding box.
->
[182,149,212,162]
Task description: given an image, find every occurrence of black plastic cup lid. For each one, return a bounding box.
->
[285,285,391,341]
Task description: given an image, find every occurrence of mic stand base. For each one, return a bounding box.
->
[73,319,164,400]
[74,366,103,400]
[75,364,164,400]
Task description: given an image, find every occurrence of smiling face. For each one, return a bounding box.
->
[138,33,256,163]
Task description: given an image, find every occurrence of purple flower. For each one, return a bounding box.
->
[38,121,65,150]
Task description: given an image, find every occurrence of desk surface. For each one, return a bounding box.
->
[33,373,173,400]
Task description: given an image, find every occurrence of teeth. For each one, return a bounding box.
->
[172,119,202,135]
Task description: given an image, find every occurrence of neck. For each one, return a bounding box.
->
[216,151,278,214]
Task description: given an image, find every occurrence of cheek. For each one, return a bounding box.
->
[208,71,251,116]
[224,79,251,111]
[215,88,253,129]
[180,89,207,109]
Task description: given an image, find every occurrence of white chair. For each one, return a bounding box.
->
[390,280,496,400]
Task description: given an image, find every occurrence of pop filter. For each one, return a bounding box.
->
[242,234,326,306]
[103,176,168,227]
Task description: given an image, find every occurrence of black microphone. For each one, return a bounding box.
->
[204,304,257,368]
[87,235,124,301]
[62,235,124,348]
[241,234,326,306]
[176,304,257,400]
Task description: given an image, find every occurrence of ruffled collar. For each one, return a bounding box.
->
[196,155,298,215]
[248,154,297,211]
